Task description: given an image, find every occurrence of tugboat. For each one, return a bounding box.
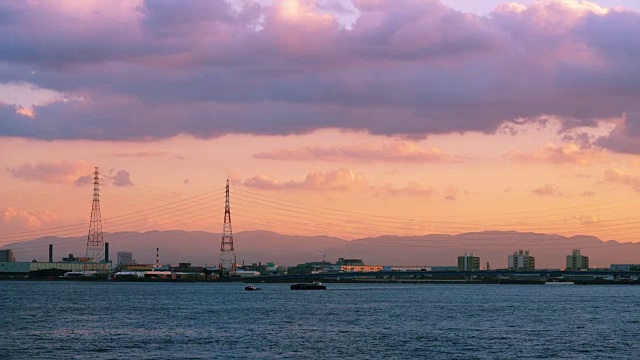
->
[290,281,327,290]
[245,285,261,291]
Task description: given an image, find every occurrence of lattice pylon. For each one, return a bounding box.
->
[85,167,104,263]
[219,179,235,273]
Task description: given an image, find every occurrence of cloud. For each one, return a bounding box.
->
[1,207,58,233]
[581,191,596,197]
[73,175,93,187]
[106,151,185,160]
[378,182,436,197]
[0,1,637,140]
[243,168,368,191]
[506,143,605,165]
[603,168,640,192]
[576,215,599,226]
[110,170,134,187]
[532,184,562,196]
[596,114,640,154]
[254,141,464,163]
[243,168,444,198]
[5,160,94,184]
[444,185,459,201]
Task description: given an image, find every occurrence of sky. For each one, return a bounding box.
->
[2,0,640,249]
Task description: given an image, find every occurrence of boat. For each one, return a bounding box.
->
[545,281,574,285]
[244,285,261,291]
[290,281,327,290]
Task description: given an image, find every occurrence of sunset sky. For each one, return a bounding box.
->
[2,0,640,248]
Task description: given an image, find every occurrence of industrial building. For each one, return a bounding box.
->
[458,253,480,271]
[287,258,383,275]
[117,251,134,266]
[508,250,535,271]
[566,249,589,271]
[0,243,111,278]
[0,249,15,262]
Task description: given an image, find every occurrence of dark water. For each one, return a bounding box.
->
[1,282,639,359]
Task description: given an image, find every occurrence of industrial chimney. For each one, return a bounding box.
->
[48,244,53,263]
[104,242,110,263]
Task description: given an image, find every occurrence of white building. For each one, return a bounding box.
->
[508,250,535,271]
[566,249,589,271]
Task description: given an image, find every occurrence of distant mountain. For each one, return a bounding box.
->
[2,230,639,268]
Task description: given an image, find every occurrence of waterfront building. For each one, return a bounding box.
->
[566,249,589,271]
[117,251,134,266]
[287,261,331,275]
[0,249,15,262]
[508,250,535,271]
[336,258,365,266]
[340,265,383,272]
[458,253,480,272]
[62,253,91,263]
[431,266,459,272]
[610,264,640,272]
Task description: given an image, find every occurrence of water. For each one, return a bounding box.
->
[1,282,639,359]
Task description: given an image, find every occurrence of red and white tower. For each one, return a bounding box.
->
[219,180,235,273]
[85,167,104,261]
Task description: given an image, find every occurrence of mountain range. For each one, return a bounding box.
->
[3,230,639,268]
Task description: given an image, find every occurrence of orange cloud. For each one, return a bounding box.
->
[243,168,369,191]
[445,185,460,201]
[575,215,599,226]
[506,143,605,165]
[15,106,36,118]
[254,141,464,163]
[603,169,640,192]
[378,182,436,197]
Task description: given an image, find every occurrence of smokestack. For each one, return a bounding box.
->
[156,248,159,268]
[48,244,53,263]
[104,242,110,263]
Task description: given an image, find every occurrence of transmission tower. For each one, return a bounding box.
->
[85,167,104,262]
[219,179,235,273]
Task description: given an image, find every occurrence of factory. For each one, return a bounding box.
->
[0,244,111,278]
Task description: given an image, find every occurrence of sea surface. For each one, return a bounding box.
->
[1,281,639,359]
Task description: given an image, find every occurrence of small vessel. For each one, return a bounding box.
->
[290,281,327,290]
[545,281,574,285]
[245,285,261,291]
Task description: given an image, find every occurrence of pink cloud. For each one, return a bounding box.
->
[1,207,59,233]
[0,1,638,140]
[6,160,94,184]
[254,141,464,163]
[110,169,134,187]
[243,168,368,191]
[106,151,185,160]
[532,184,562,196]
